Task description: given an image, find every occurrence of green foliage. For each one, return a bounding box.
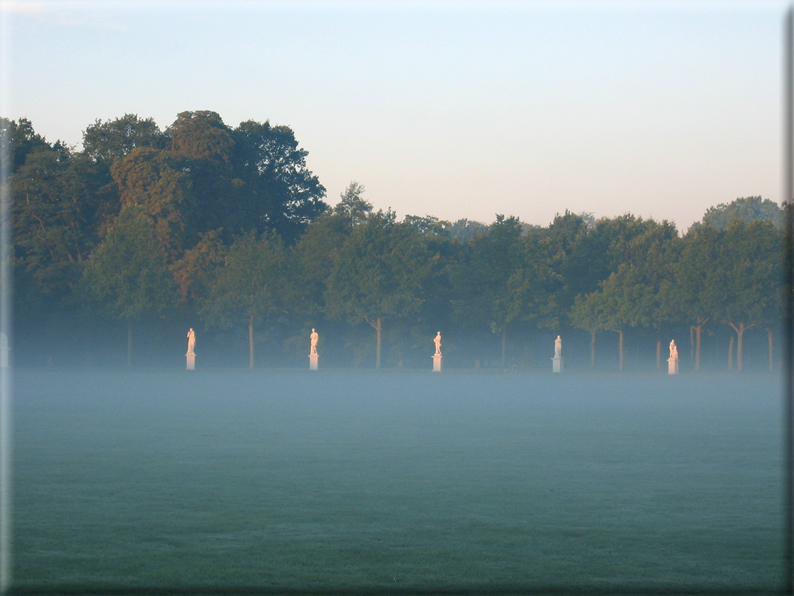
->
[333,181,371,226]
[199,230,288,328]
[168,111,234,163]
[231,119,327,243]
[78,207,177,322]
[700,196,783,231]
[451,215,555,335]
[711,220,782,328]
[110,147,192,259]
[445,218,489,243]
[82,114,166,165]
[1,117,51,173]
[12,146,111,298]
[325,210,433,328]
[292,211,351,316]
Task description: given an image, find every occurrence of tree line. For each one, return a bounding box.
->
[3,112,786,371]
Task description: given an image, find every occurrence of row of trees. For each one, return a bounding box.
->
[4,113,786,371]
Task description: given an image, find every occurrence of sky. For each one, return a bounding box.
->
[0,0,788,231]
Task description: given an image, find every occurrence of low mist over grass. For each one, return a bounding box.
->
[13,369,783,590]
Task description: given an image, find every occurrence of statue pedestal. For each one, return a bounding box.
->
[309,354,318,371]
[432,354,442,372]
[668,357,678,375]
[186,352,195,371]
[552,357,563,373]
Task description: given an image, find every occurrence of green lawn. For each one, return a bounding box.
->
[11,369,784,590]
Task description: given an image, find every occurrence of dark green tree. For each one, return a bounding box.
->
[82,114,167,165]
[711,220,782,371]
[325,210,433,368]
[668,225,722,371]
[231,119,327,243]
[1,117,51,174]
[450,215,529,368]
[12,146,112,299]
[78,207,178,365]
[700,196,783,231]
[199,231,288,368]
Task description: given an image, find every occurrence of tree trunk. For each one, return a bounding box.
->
[127,322,132,367]
[249,316,254,369]
[694,324,704,371]
[728,322,747,372]
[501,328,507,369]
[613,329,624,371]
[690,325,695,360]
[375,317,382,369]
[590,330,596,368]
[728,335,734,370]
[737,326,744,372]
[767,328,774,371]
[656,336,661,370]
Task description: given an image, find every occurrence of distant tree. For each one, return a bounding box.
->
[199,231,288,368]
[333,181,371,226]
[12,146,111,299]
[292,211,350,317]
[82,114,167,164]
[231,119,327,243]
[171,230,225,304]
[570,219,679,371]
[571,269,643,371]
[325,210,433,368]
[544,210,597,317]
[711,220,782,371]
[700,196,783,230]
[669,225,722,371]
[1,117,51,173]
[110,147,192,260]
[78,207,178,366]
[450,215,526,368]
[569,288,610,368]
[446,218,489,243]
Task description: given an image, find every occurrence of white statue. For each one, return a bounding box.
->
[433,332,442,355]
[669,339,678,360]
[554,335,562,358]
[310,328,319,355]
[186,328,196,355]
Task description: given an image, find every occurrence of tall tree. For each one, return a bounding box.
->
[325,210,432,368]
[569,288,610,368]
[77,207,177,365]
[12,146,111,300]
[231,119,327,243]
[82,114,167,165]
[1,117,50,174]
[700,196,783,231]
[669,225,722,371]
[110,147,193,260]
[199,231,288,368]
[333,181,371,226]
[450,215,534,368]
[711,220,781,371]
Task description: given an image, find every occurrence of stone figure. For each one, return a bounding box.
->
[669,339,678,360]
[554,335,562,358]
[310,329,319,355]
[186,328,196,355]
[433,332,442,355]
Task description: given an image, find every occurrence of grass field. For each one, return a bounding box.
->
[10,369,784,590]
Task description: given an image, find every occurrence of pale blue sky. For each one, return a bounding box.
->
[1,1,787,230]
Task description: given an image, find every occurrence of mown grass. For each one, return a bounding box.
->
[11,369,784,590]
